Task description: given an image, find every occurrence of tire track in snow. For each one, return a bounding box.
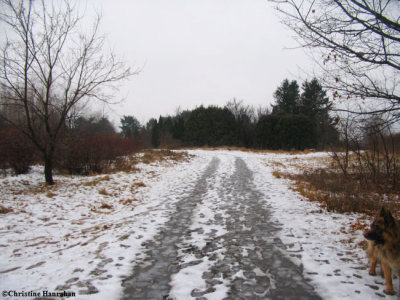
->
[121,157,220,300]
[169,154,321,299]
[214,157,320,299]
[122,152,321,299]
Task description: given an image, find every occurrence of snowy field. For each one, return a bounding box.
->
[0,150,396,299]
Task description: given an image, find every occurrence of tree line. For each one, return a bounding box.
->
[0,75,338,179]
[140,78,339,150]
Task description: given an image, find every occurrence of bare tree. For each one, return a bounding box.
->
[271,0,400,124]
[330,112,359,176]
[226,98,256,147]
[0,0,136,184]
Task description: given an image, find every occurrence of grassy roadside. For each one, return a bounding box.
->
[111,149,193,173]
[268,151,400,248]
[271,153,399,217]
[180,145,315,155]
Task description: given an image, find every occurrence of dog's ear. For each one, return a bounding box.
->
[380,206,395,226]
[380,206,387,218]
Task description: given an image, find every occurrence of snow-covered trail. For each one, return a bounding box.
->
[0,150,393,299]
[122,152,320,299]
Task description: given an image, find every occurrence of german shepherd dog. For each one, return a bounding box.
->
[364,206,400,295]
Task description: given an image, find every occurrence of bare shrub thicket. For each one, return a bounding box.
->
[57,135,145,175]
[288,114,400,215]
[288,169,387,215]
[332,116,400,192]
[0,128,36,175]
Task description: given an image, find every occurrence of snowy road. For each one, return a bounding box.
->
[0,150,392,299]
[122,153,320,299]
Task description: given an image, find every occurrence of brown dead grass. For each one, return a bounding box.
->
[112,156,142,173]
[140,149,193,164]
[99,202,113,210]
[133,181,146,188]
[270,152,400,217]
[46,191,58,198]
[83,175,111,186]
[112,149,193,173]
[272,171,282,179]
[0,205,13,214]
[270,161,286,169]
[180,146,316,155]
[284,166,400,217]
[98,188,110,196]
[119,198,138,205]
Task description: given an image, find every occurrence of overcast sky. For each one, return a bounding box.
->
[89,0,314,124]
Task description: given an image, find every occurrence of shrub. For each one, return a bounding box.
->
[255,114,317,150]
[183,106,237,147]
[0,128,35,175]
[57,134,145,175]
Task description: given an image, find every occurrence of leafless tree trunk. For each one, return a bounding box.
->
[0,0,136,184]
[331,113,356,177]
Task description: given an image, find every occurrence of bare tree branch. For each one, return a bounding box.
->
[270,0,400,118]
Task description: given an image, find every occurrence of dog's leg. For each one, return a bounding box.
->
[382,262,395,295]
[397,272,400,293]
[398,273,400,296]
[369,257,378,276]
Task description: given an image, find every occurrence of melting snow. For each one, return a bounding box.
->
[0,150,395,299]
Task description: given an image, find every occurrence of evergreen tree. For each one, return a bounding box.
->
[151,120,160,148]
[255,113,316,150]
[171,115,185,140]
[183,106,237,146]
[74,116,115,136]
[120,115,141,138]
[278,114,317,150]
[300,78,331,121]
[272,79,300,115]
[146,118,157,131]
[300,78,338,148]
[254,114,281,149]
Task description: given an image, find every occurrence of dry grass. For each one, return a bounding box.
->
[112,156,141,173]
[83,175,111,186]
[99,202,113,210]
[0,205,13,214]
[46,191,58,198]
[140,149,192,164]
[98,188,110,196]
[119,198,138,205]
[112,149,193,173]
[272,161,286,167]
[133,181,146,188]
[181,146,316,155]
[284,166,400,217]
[269,152,400,217]
[272,171,282,179]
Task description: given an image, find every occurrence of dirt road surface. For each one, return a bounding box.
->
[121,153,321,299]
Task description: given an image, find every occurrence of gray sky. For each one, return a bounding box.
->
[89,0,314,124]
